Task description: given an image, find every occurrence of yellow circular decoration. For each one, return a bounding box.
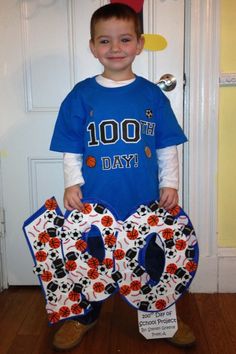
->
[143,34,168,51]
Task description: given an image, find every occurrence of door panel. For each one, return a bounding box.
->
[0,0,184,285]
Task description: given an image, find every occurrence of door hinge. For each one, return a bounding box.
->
[0,208,6,238]
[183,73,187,88]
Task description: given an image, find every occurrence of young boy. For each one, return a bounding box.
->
[50,3,195,351]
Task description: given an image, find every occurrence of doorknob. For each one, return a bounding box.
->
[156,74,177,91]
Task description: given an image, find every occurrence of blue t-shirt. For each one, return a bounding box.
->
[50,76,187,220]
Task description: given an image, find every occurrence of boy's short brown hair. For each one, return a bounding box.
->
[90,3,142,41]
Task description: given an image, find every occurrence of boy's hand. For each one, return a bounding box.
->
[64,184,84,211]
[159,187,179,210]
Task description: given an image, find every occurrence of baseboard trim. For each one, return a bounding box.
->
[189,255,218,293]
[218,248,236,292]
[189,250,236,293]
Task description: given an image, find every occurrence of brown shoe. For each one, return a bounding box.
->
[53,320,97,351]
[166,317,196,347]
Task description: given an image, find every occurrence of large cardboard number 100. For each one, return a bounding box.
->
[23,198,198,324]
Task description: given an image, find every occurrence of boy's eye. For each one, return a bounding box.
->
[121,38,131,43]
[99,39,109,44]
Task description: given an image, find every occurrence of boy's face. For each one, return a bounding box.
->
[90,17,144,80]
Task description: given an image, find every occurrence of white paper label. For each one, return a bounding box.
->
[138,303,178,339]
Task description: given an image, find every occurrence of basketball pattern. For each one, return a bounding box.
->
[61,203,119,303]
[23,198,199,324]
[115,201,198,311]
[23,198,92,324]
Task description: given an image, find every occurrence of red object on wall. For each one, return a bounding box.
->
[110,0,144,13]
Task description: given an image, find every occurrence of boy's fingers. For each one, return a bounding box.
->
[159,192,178,210]
[159,192,168,207]
[64,195,82,211]
[64,201,73,210]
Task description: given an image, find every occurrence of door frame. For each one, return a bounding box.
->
[0,161,8,291]
[184,0,220,292]
[0,0,220,292]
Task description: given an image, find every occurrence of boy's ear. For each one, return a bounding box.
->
[89,39,97,58]
[136,35,145,55]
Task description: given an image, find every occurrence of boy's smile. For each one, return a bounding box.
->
[90,18,144,81]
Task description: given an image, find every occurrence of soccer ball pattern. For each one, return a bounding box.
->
[23,198,118,324]
[63,204,118,302]
[23,198,92,324]
[114,200,199,312]
[23,197,199,324]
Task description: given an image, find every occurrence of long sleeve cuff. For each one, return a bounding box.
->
[63,153,85,188]
[156,146,179,190]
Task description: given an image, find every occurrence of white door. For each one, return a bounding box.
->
[0,0,185,285]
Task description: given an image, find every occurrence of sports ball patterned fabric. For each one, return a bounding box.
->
[23,198,199,324]
[115,201,198,311]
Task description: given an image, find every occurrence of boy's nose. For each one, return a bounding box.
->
[110,41,120,52]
